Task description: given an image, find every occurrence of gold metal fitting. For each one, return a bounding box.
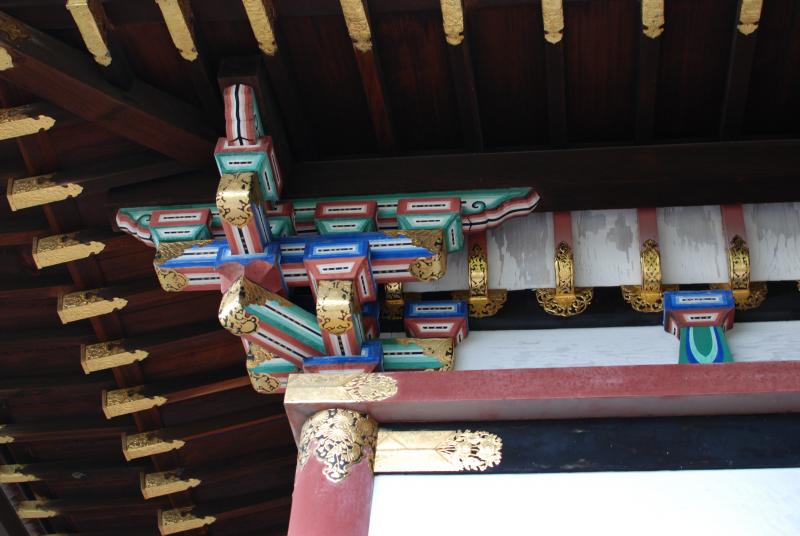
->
[382,282,405,320]
[57,288,127,324]
[32,231,105,268]
[0,464,38,483]
[710,235,767,310]
[621,239,677,313]
[102,386,167,419]
[122,431,185,461]
[0,104,56,140]
[452,240,507,318]
[16,500,58,519]
[65,0,112,66]
[535,242,593,317]
[141,469,200,500]
[6,175,83,211]
[158,506,215,535]
[81,339,148,373]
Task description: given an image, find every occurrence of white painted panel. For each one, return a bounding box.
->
[453,321,800,371]
[573,209,639,287]
[371,469,800,536]
[745,202,800,282]
[489,211,553,289]
[658,205,728,284]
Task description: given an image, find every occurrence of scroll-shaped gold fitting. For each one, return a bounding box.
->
[385,229,447,282]
[57,288,127,324]
[285,373,398,404]
[641,0,664,39]
[0,104,56,140]
[103,386,167,419]
[216,172,259,227]
[153,239,212,293]
[339,0,372,52]
[382,281,405,320]
[7,175,83,211]
[246,347,282,394]
[65,0,112,66]
[541,0,564,44]
[452,240,507,318]
[32,232,105,268]
[141,469,200,500]
[316,280,357,335]
[122,430,185,461]
[154,0,198,61]
[535,242,593,317]
[81,339,148,373]
[374,429,502,473]
[16,501,58,519]
[439,0,464,45]
[0,425,11,444]
[242,0,277,55]
[621,239,677,313]
[218,276,270,335]
[158,506,216,535]
[298,408,378,483]
[397,337,455,371]
[711,235,767,310]
[0,464,38,483]
[738,0,763,35]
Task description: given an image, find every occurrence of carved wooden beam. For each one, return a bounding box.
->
[0,460,143,484]
[0,421,132,444]
[16,497,167,519]
[0,11,216,165]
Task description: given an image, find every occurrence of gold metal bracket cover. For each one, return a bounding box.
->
[452,239,507,318]
[535,242,592,317]
[621,239,677,313]
[711,235,767,310]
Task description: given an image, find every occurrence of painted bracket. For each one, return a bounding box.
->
[381,282,405,320]
[452,231,506,318]
[621,208,677,312]
[535,212,592,317]
[711,204,767,310]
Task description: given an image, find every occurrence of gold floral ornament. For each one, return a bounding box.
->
[452,240,507,318]
[374,429,503,472]
[621,239,678,313]
[535,242,593,317]
[246,348,282,394]
[218,276,269,335]
[710,235,767,310]
[316,280,358,335]
[216,172,259,227]
[285,373,398,403]
[298,408,378,483]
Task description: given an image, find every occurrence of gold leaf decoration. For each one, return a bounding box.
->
[316,280,357,335]
[541,0,564,44]
[218,277,268,335]
[297,408,378,483]
[439,0,464,45]
[216,172,257,227]
[339,0,372,52]
[436,430,503,471]
[738,0,763,35]
[641,0,664,39]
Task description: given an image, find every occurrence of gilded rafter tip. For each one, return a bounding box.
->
[242,0,277,55]
[738,0,763,35]
[0,46,13,70]
[65,0,112,66]
[7,175,83,212]
[32,232,105,268]
[642,0,664,39]
[440,0,464,46]
[81,339,149,373]
[122,431,185,461]
[16,501,58,519]
[102,386,167,419]
[0,104,56,140]
[541,0,564,44]
[339,0,372,52]
[0,425,13,444]
[141,469,201,499]
[154,0,199,61]
[57,289,127,324]
[0,464,38,483]
[158,507,216,535]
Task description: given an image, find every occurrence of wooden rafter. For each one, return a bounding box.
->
[0,11,216,166]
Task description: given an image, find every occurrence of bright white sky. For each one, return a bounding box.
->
[370,468,800,536]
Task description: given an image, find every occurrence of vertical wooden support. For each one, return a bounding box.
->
[241,0,317,160]
[720,0,762,139]
[287,409,377,536]
[440,0,483,151]
[621,207,676,312]
[535,211,592,316]
[635,0,664,142]
[338,0,396,152]
[541,0,567,145]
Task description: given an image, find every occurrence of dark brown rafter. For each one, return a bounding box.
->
[719,1,759,139]
[634,26,662,142]
[0,10,216,166]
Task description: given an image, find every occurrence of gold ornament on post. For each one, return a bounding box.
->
[535,242,593,317]
[710,235,767,310]
[452,236,507,318]
[621,239,677,313]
